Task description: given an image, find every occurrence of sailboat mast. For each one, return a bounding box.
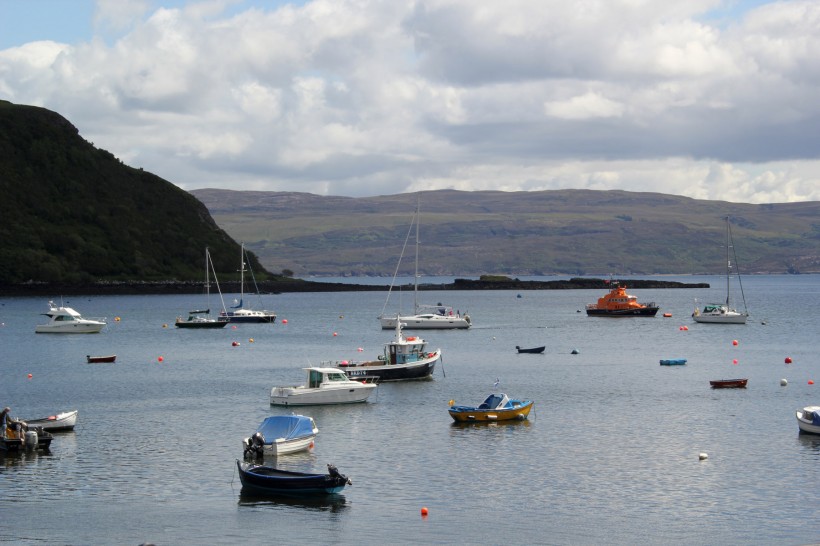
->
[205,247,211,312]
[725,216,731,307]
[414,196,420,315]
[240,242,245,305]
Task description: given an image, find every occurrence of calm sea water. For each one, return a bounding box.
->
[1,276,819,545]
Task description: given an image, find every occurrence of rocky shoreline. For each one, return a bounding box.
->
[0,277,709,296]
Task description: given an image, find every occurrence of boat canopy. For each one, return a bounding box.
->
[478,393,511,410]
[807,409,820,426]
[255,415,316,442]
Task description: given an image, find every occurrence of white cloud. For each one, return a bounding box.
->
[0,0,819,203]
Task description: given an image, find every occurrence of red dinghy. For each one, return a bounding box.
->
[710,378,748,389]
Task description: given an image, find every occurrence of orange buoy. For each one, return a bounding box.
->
[421,507,429,516]
[809,380,815,385]
[785,357,793,364]
[663,313,672,317]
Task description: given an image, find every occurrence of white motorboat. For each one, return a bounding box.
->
[23,410,79,432]
[796,406,820,434]
[35,302,106,334]
[270,367,378,406]
[693,216,749,324]
[242,414,318,457]
[378,196,471,330]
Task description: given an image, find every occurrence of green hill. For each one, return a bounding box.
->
[192,189,820,276]
[0,100,274,285]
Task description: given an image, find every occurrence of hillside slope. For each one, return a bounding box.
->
[0,101,270,284]
[192,189,820,276]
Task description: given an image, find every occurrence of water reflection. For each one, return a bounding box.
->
[449,419,532,431]
[238,490,348,512]
[796,432,820,454]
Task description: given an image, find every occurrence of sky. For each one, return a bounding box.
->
[1,0,819,203]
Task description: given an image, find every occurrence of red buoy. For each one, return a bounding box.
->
[785,357,793,364]
[732,340,738,346]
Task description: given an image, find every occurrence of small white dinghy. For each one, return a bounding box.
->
[796,406,820,435]
[24,410,79,432]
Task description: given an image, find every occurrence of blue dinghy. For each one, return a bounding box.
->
[659,358,687,366]
[236,460,351,496]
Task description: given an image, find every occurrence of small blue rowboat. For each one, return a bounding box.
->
[660,358,687,366]
[236,460,351,496]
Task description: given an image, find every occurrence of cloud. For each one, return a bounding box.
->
[0,0,819,203]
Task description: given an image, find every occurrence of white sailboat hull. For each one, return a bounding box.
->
[379,314,470,329]
[693,308,748,324]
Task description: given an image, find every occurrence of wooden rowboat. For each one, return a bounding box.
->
[710,378,748,389]
[87,354,116,363]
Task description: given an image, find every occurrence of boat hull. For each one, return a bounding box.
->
[87,355,116,363]
[343,356,438,382]
[516,346,545,354]
[24,410,79,432]
[660,359,687,366]
[586,307,659,317]
[710,379,748,388]
[1,429,53,452]
[221,311,277,323]
[236,461,349,496]
[379,315,470,329]
[693,313,748,324]
[35,322,104,334]
[174,319,229,329]
[270,383,376,406]
[449,400,533,422]
[796,407,820,435]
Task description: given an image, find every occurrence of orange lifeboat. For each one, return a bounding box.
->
[585,282,659,317]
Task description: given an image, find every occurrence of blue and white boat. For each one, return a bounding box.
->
[220,243,277,323]
[243,415,318,457]
[796,406,820,435]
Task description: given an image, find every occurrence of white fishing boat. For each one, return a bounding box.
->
[337,319,441,381]
[35,302,106,334]
[270,367,378,406]
[693,216,749,324]
[378,197,470,330]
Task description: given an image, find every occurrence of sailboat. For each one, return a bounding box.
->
[220,243,277,323]
[175,248,230,329]
[693,216,749,324]
[378,198,471,330]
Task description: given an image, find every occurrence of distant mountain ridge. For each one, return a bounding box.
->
[192,188,820,276]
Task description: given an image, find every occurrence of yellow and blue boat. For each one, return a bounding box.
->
[448,393,533,422]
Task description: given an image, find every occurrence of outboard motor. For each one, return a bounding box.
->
[327,463,352,485]
[24,429,38,451]
[243,432,265,459]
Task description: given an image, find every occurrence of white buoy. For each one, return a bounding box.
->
[780,378,788,386]
[698,452,708,460]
